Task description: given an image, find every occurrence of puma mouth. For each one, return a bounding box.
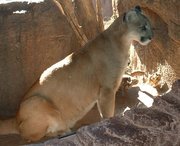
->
[140,37,152,45]
[132,39,151,46]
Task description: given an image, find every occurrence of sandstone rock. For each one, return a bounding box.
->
[0,0,81,118]
[92,0,113,20]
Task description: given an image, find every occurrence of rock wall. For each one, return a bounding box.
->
[92,0,113,20]
[0,0,81,118]
[118,0,180,79]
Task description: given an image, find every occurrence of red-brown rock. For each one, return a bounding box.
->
[0,0,81,118]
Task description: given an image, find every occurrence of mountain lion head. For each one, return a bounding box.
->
[123,6,153,45]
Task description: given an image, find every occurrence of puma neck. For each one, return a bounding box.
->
[104,17,133,51]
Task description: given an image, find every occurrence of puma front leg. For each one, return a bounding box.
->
[97,88,116,119]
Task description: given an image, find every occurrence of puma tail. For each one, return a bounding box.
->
[0,118,19,135]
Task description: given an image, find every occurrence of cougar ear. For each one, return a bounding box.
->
[123,6,141,23]
[135,5,141,13]
[124,11,138,23]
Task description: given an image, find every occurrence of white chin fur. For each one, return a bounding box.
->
[139,39,151,46]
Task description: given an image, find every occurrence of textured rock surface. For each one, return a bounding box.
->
[0,0,81,118]
[92,0,113,20]
[118,0,180,79]
[23,80,180,146]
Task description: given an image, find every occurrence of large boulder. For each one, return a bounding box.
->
[0,0,81,118]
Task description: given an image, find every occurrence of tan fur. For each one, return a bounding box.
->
[119,75,139,96]
[0,118,19,135]
[0,7,153,141]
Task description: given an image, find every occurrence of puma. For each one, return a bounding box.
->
[0,6,153,141]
